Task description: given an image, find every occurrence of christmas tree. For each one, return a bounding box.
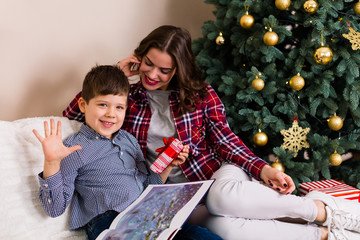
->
[193,0,360,190]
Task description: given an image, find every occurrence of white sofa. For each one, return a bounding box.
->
[0,117,86,239]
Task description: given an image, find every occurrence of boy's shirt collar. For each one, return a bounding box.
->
[80,123,119,140]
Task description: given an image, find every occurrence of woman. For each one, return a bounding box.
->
[64,25,360,240]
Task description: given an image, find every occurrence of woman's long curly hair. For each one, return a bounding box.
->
[134,25,206,115]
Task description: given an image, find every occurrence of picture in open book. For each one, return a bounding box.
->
[96,180,214,240]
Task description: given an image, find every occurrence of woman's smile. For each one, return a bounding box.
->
[143,74,159,86]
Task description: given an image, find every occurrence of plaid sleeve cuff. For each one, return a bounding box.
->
[62,92,85,121]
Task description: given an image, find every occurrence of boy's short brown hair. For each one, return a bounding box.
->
[81,65,129,103]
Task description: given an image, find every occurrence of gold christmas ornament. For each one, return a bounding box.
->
[253,130,268,147]
[271,158,285,172]
[314,45,333,65]
[263,28,279,46]
[354,1,360,15]
[327,114,343,131]
[240,11,255,29]
[275,0,291,10]
[329,151,342,166]
[216,32,225,45]
[280,119,310,157]
[303,0,318,14]
[251,76,265,91]
[343,25,360,50]
[289,73,305,91]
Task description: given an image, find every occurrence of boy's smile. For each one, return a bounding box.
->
[78,94,127,139]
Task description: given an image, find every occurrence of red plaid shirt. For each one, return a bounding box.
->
[63,81,268,182]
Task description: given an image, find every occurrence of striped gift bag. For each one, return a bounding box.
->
[299,179,360,202]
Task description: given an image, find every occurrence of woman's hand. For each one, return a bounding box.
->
[159,145,189,183]
[260,165,295,194]
[116,53,141,77]
[33,119,82,178]
[170,145,189,167]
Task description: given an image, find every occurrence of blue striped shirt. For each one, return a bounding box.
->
[38,124,162,230]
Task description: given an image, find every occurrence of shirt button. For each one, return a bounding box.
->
[96,136,99,139]
[43,183,48,188]
[47,199,52,204]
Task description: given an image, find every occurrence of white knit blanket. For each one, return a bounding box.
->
[0,117,86,239]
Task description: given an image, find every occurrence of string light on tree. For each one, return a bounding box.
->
[240,5,255,29]
[289,73,305,91]
[263,27,279,46]
[280,117,310,157]
[303,0,319,14]
[327,113,343,131]
[216,32,225,45]
[275,0,291,11]
[251,75,265,91]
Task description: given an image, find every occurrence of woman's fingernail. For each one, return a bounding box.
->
[268,181,273,187]
[276,188,280,191]
[283,183,288,187]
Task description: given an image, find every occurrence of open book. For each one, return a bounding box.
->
[96,180,214,240]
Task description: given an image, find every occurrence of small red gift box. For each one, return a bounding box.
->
[299,179,360,203]
[150,137,184,174]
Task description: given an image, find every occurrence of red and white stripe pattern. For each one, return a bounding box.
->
[299,179,360,202]
[150,138,184,174]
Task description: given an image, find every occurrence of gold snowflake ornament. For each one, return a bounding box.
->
[280,120,310,157]
[343,26,360,50]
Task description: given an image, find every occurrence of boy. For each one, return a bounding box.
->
[33,65,186,240]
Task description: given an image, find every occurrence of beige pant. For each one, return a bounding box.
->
[204,163,321,240]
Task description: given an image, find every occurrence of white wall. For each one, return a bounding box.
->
[0,0,214,121]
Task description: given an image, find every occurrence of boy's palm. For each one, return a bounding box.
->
[33,119,82,163]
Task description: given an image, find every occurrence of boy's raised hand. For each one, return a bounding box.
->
[33,119,82,179]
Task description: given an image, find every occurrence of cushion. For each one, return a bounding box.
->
[0,117,86,239]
